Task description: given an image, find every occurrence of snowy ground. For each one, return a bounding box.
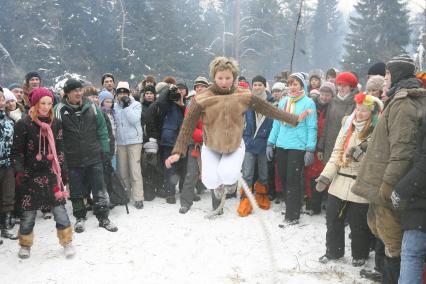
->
[0,193,375,284]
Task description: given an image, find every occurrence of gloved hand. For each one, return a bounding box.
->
[266,144,274,162]
[121,95,131,108]
[167,85,181,102]
[346,145,365,162]
[315,176,330,192]
[15,172,25,187]
[317,152,324,162]
[143,138,158,154]
[304,151,315,166]
[391,191,401,209]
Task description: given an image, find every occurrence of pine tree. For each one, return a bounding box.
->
[342,0,410,77]
[311,0,342,70]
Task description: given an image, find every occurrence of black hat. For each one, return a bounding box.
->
[238,76,247,82]
[367,62,386,77]
[252,75,267,87]
[142,85,156,95]
[25,71,41,83]
[101,73,115,85]
[63,79,83,94]
[386,54,416,85]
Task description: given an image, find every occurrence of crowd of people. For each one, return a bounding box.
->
[0,54,426,284]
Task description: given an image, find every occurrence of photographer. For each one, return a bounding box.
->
[143,84,186,204]
[114,82,144,209]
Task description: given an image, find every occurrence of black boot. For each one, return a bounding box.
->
[4,212,15,229]
[382,256,400,284]
[0,212,18,240]
[360,268,383,282]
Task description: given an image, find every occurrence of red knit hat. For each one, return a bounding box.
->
[335,72,358,89]
[28,87,54,107]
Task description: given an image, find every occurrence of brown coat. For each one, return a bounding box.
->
[318,91,356,164]
[172,85,299,157]
[352,87,426,207]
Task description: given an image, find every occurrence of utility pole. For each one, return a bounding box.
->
[234,0,241,60]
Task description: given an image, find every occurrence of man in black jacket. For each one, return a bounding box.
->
[55,79,118,233]
[392,108,426,284]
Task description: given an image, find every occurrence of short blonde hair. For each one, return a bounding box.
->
[209,57,239,81]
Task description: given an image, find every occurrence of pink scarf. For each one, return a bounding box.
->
[32,115,69,200]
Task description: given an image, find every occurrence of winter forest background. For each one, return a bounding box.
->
[0,0,425,87]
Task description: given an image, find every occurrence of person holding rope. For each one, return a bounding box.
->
[165,57,310,216]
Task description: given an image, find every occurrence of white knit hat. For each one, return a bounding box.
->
[271,82,287,92]
[3,88,17,102]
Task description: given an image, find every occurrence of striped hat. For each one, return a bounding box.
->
[386,54,416,85]
[288,72,305,87]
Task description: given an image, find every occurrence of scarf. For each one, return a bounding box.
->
[337,118,368,167]
[32,114,69,201]
[282,91,304,125]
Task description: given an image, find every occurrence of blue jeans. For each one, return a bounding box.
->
[399,230,426,284]
[19,205,71,235]
[68,162,110,219]
[242,152,268,186]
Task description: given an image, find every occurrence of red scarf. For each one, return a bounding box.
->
[32,115,69,200]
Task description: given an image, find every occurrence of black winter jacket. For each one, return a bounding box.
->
[54,98,109,167]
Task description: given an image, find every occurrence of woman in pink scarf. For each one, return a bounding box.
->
[12,87,75,259]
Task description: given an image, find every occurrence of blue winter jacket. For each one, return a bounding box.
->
[268,95,317,151]
[160,103,184,147]
[243,94,274,155]
[114,97,143,145]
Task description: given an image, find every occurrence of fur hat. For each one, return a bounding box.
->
[116,81,130,94]
[99,90,114,106]
[28,87,54,107]
[252,75,267,87]
[271,82,287,92]
[335,72,358,88]
[63,79,83,94]
[367,62,386,77]
[366,75,385,92]
[3,88,17,102]
[386,54,416,85]
[319,82,336,96]
[25,71,41,84]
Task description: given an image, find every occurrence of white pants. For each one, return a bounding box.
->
[201,141,245,189]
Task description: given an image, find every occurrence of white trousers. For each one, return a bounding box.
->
[201,141,245,189]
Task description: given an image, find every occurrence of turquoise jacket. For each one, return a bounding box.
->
[267,95,317,151]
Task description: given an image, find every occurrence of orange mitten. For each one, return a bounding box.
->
[254,181,270,210]
[237,187,253,217]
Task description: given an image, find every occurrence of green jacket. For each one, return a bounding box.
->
[352,86,426,207]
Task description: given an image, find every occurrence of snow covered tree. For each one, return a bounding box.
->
[310,0,342,70]
[342,0,411,77]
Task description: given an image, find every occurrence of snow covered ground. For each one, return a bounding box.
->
[0,193,375,284]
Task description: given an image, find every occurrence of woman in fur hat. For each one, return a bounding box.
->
[12,87,74,259]
[316,93,383,267]
[165,57,310,215]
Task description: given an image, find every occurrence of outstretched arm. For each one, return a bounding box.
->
[250,95,308,126]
